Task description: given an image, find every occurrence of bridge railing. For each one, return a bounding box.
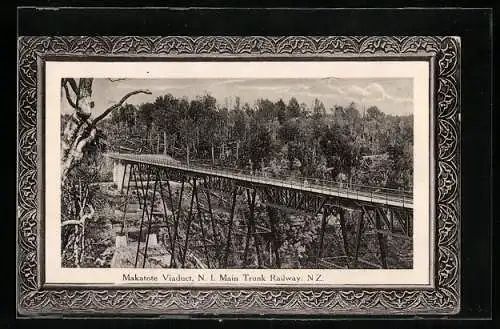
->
[108,153,413,206]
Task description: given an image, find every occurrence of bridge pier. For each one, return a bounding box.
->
[112,159,130,191]
[115,234,128,248]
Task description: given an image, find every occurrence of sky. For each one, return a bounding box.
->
[61,77,413,116]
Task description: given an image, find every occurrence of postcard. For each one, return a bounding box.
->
[17,36,461,316]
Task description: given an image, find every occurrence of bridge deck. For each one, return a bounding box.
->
[107,153,413,209]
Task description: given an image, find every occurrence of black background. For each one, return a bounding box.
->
[9,5,493,329]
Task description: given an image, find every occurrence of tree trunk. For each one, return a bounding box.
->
[61,78,95,183]
[211,143,215,166]
[147,129,152,151]
[196,129,199,150]
[164,132,167,155]
[157,133,160,154]
[236,140,240,161]
[186,144,190,166]
[80,222,85,264]
[73,225,80,267]
[60,78,152,267]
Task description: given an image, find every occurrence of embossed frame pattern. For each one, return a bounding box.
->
[17,36,461,316]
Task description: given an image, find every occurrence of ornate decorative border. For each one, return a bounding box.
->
[17,36,460,316]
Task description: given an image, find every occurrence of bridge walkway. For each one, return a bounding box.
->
[107,153,413,210]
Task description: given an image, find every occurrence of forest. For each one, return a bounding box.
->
[60,80,413,269]
[99,93,413,192]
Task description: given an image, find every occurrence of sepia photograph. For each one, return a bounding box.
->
[44,59,431,288]
[60,77,414,271]
[18,35,461,315]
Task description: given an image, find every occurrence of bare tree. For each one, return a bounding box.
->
[61,78,151,182]
[60,78,151,266]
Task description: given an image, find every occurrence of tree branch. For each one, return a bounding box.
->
[108,78,127,82]
[61,219,84,227]
[62,204,95,227]
[65,78,79,95]
[63,81,78,109]
[91,89,152,125]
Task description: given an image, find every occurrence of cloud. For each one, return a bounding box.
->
[113,79,191,91]
[347,85,371,97]
[210,79,247,87]
[296,83,312,90]
[236,84,293,93]
[132,84,190,91]
[344,83,413,104]
[326,85,347,95]
[365,83,385,95]
[366,83,413,103]
[234,80,315,94]
[299,91,333,98]
[91,78,413,115]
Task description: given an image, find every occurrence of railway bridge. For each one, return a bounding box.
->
[107,153,413,270]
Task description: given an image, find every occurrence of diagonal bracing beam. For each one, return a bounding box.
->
[194,181,211,268]
[155,170,173,250]
[119,163,134,235]
[338,208,351,268]
[181,178,196,267]
[316,206,329,268]
[170,177,185,268]
[203,177,220,266]
[223,186,238,267]
[134,165,152,268]
[354,208,366,266]
[142,169,159,268]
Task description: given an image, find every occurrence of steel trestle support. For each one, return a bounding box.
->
[111,159,413,270]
